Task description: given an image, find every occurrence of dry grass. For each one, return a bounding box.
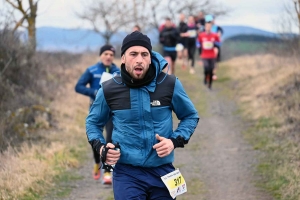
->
[219,54,300,200]
[0,54,99,199]
[223,54,299,120]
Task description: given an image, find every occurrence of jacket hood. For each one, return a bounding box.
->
[151,51,168,75]
[144,51,168,92]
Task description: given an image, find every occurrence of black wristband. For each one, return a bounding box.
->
[170,136,185,148]
[89,139,104,154]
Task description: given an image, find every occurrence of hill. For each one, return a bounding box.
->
[34,25,280,53]
[221,25,277,40]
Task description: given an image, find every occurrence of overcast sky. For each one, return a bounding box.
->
[1,0,295,33]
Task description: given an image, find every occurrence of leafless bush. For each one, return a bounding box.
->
[0,23,82,152]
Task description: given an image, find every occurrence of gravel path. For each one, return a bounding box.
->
[188,89,273,200]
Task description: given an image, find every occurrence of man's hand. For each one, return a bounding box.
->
[100,143,121,165]
[153,134,174,157]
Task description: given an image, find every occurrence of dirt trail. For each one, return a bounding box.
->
[47,62,273,200]
[184,87,273,200]
[59,154,114,200]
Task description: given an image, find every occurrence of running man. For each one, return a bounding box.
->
[196,11,205,32]
[198,20,220,89]
[205,14,223,80]
[186,15,198,74]
[75,44,120,184]
[205,14,223,62]
[159,17,180,75]
[177,13,189,69]
[86,31,199,200]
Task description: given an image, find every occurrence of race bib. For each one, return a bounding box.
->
[161,169,187,199]
[188,30,197,38]
[203,41,214,50]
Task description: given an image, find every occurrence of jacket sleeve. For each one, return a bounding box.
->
[159,30,165,45]
[171,78,199,147]
[174,29,181,43]
[75,69,97,98]
[86,88,111,152]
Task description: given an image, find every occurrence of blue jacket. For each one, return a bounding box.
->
[75,62,120,101]
[86,51,199,167]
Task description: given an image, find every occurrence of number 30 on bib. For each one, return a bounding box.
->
[161,169,187,199]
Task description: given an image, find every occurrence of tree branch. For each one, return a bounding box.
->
[12,16,27,32]
[5,0,19,10]
[0,56,13,78]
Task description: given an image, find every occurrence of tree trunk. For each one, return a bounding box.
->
[27,0,38,51]
[27,17,36,51]
[297,0,300,37]
[104,35,110,44]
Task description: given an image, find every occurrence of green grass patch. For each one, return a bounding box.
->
[49,172,84,198]
[19,130,89,200]
[43,141,88,199]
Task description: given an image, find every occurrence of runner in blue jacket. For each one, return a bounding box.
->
[86,31,199,199]
[75,44,119,183]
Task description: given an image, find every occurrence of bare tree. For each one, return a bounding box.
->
[282,0,300,34]
[78,0,229,43]
[128,0,164,31]
[169,0,229,19]
[4,0,39,51]
[293,0,300,34]
[145,0,229,31]
[78,0,136,44]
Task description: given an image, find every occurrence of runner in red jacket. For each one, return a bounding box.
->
[197,21,220,89]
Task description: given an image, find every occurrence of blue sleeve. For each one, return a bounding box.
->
[75,69,96,98]
[86,88,111,144]
[171,78,199,142]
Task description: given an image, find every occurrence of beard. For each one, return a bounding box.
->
[126,65,148,80]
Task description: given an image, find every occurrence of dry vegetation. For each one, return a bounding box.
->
[218,53,300,200]
[0,47,98,198]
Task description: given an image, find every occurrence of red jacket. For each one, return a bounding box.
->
[198,32,220,59]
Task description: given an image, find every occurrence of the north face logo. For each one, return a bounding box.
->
[150,100,161,106]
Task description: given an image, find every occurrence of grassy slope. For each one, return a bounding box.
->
[214,54,300,200]
[0,55,95,200]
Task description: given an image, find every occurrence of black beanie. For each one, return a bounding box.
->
[99,44,115,55]
[121,31,152,55]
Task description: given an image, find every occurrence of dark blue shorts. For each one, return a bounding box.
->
[113,163,175,200]
[163,51,177,62]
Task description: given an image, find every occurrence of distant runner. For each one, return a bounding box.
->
[75,45,120,184]
[205,15,223,80]
[186,16,198,74]
[206,15,223,62]
[177,13,189,70]
[159,17,180,75]
[198,19,220,89]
